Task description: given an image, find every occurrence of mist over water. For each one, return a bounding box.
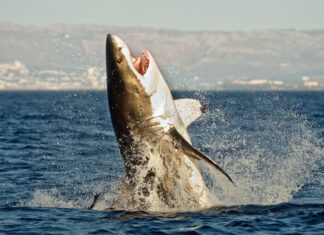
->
[1,90,323,234]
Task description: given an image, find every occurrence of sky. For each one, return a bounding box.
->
[0,0,324,31]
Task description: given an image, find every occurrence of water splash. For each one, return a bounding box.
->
[195,92,324,206]
[23,189,82,209]
[22,91,324,211]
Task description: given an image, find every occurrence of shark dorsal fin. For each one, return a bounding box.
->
[174,99,208,127]
[169,127,234,185]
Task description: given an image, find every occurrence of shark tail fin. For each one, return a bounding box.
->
[88,192,102,210]
[169,127,234,185]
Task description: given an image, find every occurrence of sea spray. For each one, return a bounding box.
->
[22,91,324,211]
[195,91,324,206]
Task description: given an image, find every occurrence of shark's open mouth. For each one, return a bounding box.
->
[132,51,150,76]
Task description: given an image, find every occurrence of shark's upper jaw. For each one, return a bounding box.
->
[107,34,159,96]
[107,34,150,77]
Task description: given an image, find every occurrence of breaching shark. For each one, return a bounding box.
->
[92,34,234,211]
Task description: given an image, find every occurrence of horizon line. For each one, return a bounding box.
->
[1,88,324,92]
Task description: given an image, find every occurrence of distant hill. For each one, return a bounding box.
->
[0,23,323,90]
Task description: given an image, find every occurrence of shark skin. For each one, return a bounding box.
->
[93,34,234,212]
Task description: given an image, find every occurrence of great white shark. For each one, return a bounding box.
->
[92,34,234,211]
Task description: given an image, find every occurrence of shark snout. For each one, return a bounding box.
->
[107,34,151,76]
[107,34,125,50]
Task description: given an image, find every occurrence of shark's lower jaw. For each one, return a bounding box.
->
[132,51,150,75]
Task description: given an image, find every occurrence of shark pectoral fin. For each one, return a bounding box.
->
[174,99,208,127]
[169,127,235,185]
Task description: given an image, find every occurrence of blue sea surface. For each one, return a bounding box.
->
[0,90,323,234]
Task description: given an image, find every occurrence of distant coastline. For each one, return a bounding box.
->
[1,22,323,90]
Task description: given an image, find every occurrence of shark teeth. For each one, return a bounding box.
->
[133,51,150,76]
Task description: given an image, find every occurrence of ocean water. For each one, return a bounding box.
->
[0,90,323,234]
